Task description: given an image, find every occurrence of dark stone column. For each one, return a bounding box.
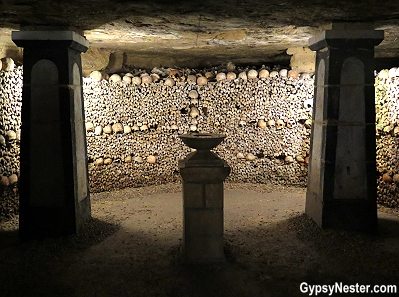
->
[306,23,384,232]
[12,29,91,239]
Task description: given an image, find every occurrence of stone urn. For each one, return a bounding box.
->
[178,132,226,166]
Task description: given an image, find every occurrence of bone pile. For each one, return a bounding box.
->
[375,68,399,208]
[0,60,21,219]
[83,66,314,193]
[3,61,399,217]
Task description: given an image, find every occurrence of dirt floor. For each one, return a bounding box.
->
[1,183,399,297]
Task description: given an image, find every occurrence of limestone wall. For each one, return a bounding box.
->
[2,64,399,220]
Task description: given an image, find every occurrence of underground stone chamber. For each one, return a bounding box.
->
[1,61,399,220]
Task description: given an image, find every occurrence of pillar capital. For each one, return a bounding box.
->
[309,22,384,51]
[12,30,89,53]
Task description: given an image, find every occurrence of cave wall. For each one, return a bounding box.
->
[1,64,399,220]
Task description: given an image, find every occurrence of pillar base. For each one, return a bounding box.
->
[306,192,377,233]
[19,196,91,240]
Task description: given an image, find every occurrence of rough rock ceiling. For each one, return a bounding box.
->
[1,0,399,69]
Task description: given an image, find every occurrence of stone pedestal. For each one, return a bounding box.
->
[306,23,384,232]
[12,30,91,240]
[179,134,230,263]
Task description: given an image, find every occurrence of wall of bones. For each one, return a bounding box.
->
[83,67,314,194]
[0,60,22,219]
[1,59,399,219]
[375,68,399,208]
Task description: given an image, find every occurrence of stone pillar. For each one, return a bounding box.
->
[306,23,384,232]
[12,29,91,240]
[179,148,230,263]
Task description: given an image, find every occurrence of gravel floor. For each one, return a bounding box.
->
[0,182,399,297]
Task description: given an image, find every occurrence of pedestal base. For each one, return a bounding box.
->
[179,159,230,264]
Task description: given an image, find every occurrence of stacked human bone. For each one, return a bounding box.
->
[83,65,314,193]
[3,59,399,217]
[0,58,21,219]
[375,68,399,208]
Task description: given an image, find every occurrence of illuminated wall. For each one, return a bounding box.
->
[1,65,398,219]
